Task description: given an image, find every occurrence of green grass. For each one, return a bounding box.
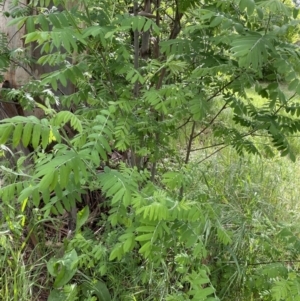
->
[184,84,300,300]
[0,235,33,301]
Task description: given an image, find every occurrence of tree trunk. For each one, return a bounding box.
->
[0,1,29,86]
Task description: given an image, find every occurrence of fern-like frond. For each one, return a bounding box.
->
[0,116,53,150]
[231,32,275,69]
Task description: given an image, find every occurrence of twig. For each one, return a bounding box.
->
[184,121,196,165]
[191,142,225,152]
[8,24,25,45]
[205,74,242,103]
[0,99,21,105]
[193,102,228,139]
[9,59,37,80]
[10,59,67,96]
[175,116,192,131]
[196,145,228,164]
[179,121,196,199]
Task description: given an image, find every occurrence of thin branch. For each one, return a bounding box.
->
[205,74,242,103]
[9,59,67,97]
[179,121,196,200]
[151,131,159,182]
[264,13,272,35]
[161,8,174,22]
[138,11,156,18]
[271,90,297,116]
[191,142,225,152]
[192,125,259,152]
[185,122,196,165]
[9,59,37,80]
[196,145,228,164]
[193,102,228,140]
[175,116,192,131]
[8,24,25,45]
[0,99,21,105]
[156,67,166,89]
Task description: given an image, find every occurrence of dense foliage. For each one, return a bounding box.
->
[1,0,300,300]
